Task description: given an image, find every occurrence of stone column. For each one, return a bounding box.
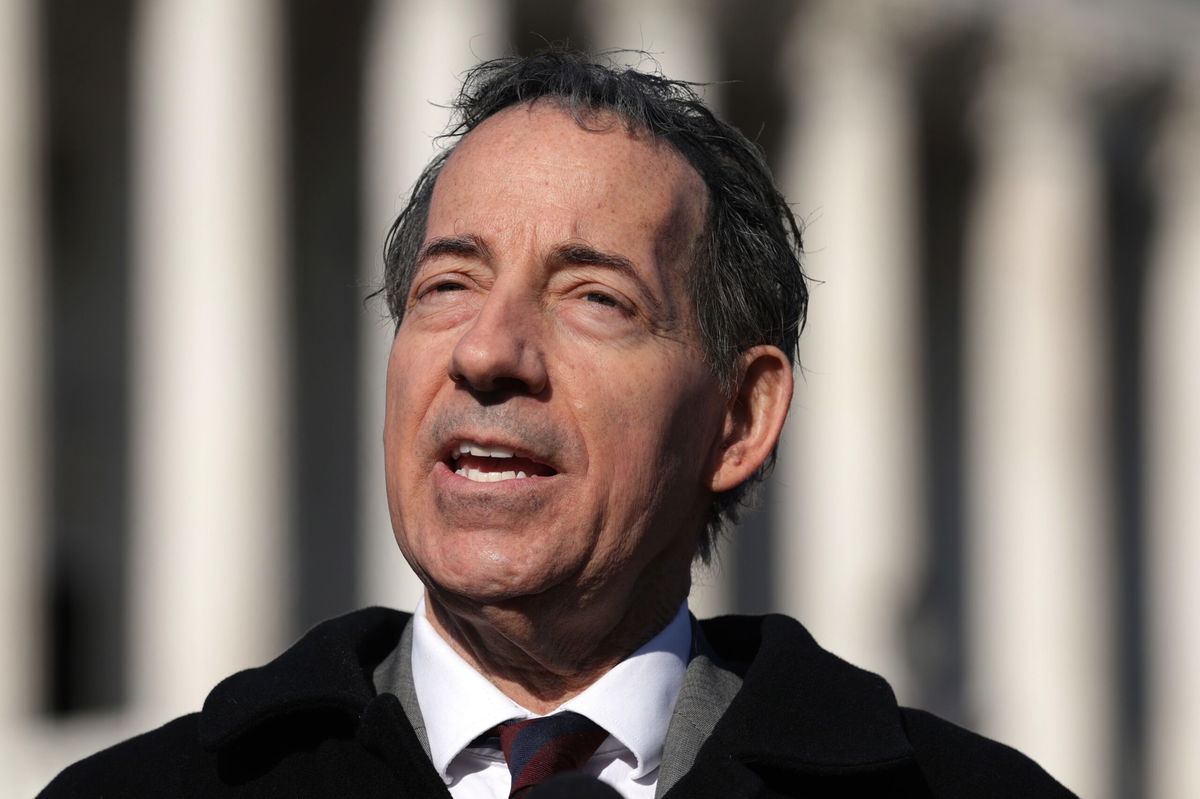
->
[129,0,288,718]
[1145,68,1200,799]
[963,21,1111,799]
[0,0,43,724]
[582,0,721,84]
[358,0,507,611]
[774,0,923,699]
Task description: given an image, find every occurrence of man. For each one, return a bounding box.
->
[43,51,1075,798]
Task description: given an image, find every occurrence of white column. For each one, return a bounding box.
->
[582,0,721,84]
[774,0,922,698]
[0,0,42,725]
[963,24,1110,799]
[129,0,288,717]
[359,1,507,612]
[583,0,732,619]
[1145,69,1200,799]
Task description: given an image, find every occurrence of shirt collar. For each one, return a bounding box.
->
[558,603,690,778]
[410,597,691,781]
[410,597,527,778]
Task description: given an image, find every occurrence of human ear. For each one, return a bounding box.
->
[709,345,793,493]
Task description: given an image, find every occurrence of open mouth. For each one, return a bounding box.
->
[446,441,558,483]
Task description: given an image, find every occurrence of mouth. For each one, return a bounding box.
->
[444,440,559,483]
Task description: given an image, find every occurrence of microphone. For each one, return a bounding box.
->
[525,772,623,798]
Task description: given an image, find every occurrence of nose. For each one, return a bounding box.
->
[448,290,548,396]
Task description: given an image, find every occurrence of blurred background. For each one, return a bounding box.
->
[1,0,1197,796]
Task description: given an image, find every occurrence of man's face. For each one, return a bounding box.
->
[383,103,728,637]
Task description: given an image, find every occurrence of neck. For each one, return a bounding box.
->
[424,578,688,714]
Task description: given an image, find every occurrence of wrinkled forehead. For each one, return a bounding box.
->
[432,102,709,268]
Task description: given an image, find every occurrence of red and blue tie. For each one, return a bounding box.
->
[493,711,609,796]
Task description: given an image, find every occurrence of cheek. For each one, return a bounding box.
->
[386,332,446,423]
[572,364,664,466]
[383,338,451,509]
[582,359,720,501]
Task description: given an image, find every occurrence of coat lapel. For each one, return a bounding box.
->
[664,614,924,797]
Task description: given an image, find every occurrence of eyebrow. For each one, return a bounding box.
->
[416,234,493,267]
[551,242,635,272]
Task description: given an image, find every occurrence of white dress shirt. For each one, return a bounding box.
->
[410,597,691,798]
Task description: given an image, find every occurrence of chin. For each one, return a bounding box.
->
[424,548,573,607]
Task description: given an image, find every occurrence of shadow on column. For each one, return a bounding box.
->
[284,0,374,635]
[1096,74,1170,799]
[40,0,134,716]
[510,0,588,54]
[907,21,990,728]
[713,0,803,615]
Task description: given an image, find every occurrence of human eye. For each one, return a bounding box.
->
[406,271,480,317]
[583,290,621,308]
[414,274,470,300]
[551,271,644,335]
[576,285,637,319]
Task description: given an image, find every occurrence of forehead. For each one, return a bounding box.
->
[427,103,707,274]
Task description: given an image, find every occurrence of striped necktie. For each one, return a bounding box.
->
[493,711,609,796]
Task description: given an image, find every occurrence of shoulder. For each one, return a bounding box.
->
[38,714,208,798]
[695,613,1078,798]
[900,708,1078,799]
[38,607,414,798]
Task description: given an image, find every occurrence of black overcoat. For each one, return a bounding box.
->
[40,608,1077,798]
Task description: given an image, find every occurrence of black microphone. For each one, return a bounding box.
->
[525,772,623,798]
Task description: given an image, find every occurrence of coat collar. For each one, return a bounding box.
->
[698,614,915,770]
[198,607,411,749]
[198,608,913,772]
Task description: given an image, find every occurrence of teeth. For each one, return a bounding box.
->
[452,441,536,482]
[455,466,532,483]
[458,442,514,458]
